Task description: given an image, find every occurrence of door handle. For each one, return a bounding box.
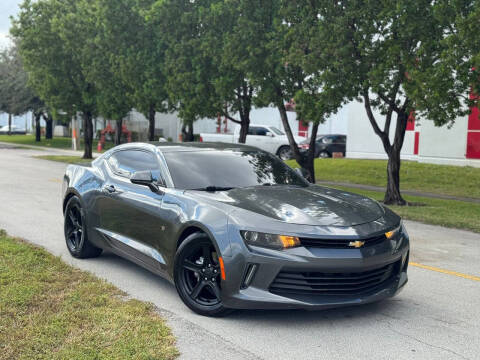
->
[103,184,117,193]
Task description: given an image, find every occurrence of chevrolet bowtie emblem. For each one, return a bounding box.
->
[348,240,365,248]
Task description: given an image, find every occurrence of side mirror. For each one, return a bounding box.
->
[130,170,162,193]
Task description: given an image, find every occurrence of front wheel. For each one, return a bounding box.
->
[174,233,232,317]
[318,151,330,158]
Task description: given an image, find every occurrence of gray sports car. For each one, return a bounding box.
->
[62,142,409,316]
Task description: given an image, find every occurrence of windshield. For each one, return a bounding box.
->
[163,150,309,190]
[269,127,284,135]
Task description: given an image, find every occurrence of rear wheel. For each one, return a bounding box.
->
[64,196,102,258]
[277,146,292,160]
[174,233,232,317]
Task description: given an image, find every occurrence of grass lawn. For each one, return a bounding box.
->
[286,158,480,199]
[0,134,114,152]
[331,185,480,233]
[34,155,95,165]
[0,230,178,360]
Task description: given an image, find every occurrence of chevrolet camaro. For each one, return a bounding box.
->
[62,142,409,316]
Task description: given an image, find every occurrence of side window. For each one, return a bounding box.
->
[338,136,346,144]
[256,127,268,136]
[107,150,161,180]
[322,136,333,144]
[248,126,259,135]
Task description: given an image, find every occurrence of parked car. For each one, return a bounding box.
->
[62,142,409,316]
[0,125,27,135]
[200,125,305,160]
[299,134,346,158]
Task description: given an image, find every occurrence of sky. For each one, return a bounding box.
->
[0,0,23,50]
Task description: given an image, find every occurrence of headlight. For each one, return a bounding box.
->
[385,221,407,251]
[241,231,300,250]
[385,223,402,239]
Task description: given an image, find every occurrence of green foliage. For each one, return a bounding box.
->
[281,0,473,204]
[0,44,44,116]
[148,0,257,138]
[11,0,97,116]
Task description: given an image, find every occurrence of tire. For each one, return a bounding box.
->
[318,151,330,158]
[277,146,292,161]
[64,196,102,259]
[174,232,232,317]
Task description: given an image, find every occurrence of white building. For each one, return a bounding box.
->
[336,101,480,167]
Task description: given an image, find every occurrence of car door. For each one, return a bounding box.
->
[98,148,169,271]
[330,135,346,155]
[246,126,277,153]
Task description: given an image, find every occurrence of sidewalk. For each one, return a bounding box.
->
[317,180,480,204]
[0,141,102,157]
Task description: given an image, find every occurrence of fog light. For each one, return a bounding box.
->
[241,264,258,289]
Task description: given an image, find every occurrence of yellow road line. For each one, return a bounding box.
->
[48,178,62,183]
[409,262,480,282]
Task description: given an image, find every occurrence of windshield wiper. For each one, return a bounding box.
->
[190,186,236,192]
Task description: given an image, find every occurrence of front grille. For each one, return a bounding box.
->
[270,261,399,296]
[299,234,386,249]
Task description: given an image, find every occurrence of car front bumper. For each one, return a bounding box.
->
[220,236,409,310]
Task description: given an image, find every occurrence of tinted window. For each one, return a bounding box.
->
[248,126,268,136]
[164,150,309,190]
[108,150,161,179]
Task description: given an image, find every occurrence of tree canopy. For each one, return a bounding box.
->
[281,0,473,204]
[9,0,479,190]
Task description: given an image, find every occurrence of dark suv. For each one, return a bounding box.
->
[299,134,346,158]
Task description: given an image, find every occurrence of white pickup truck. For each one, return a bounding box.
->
[200,124,306,160]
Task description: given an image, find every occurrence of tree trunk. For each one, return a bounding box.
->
[384,149,405,204]
[45,114,53,139]
[186,123,194,141]
[7,113,12,136]
[238,122,248,143]
[303,122,319,183]
[115,119,123,145]
[383,112,408,205]
[82,111,93,159]
[148,104,156,141]
[237,112,250,144]
[35,113,41,142]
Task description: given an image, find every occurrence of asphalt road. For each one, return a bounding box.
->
[1,145,479,360]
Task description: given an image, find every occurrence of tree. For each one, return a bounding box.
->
[221,0,324,181]
[12,0,99,158]
[149,0,258,143]
[0,44,47,140]
[281,0,468,204]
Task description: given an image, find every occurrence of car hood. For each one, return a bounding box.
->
[195,185,384,226]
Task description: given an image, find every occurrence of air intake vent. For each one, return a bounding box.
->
[270,261,399,296]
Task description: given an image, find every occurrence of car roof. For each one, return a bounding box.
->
[154,142,259,153]
[107,141,260,153]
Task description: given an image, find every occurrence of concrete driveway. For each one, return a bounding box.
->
[0,145,479,360]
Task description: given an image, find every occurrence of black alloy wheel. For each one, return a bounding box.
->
[174,233,232,316]
[66,203,84,252]
[64,196,102,258]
